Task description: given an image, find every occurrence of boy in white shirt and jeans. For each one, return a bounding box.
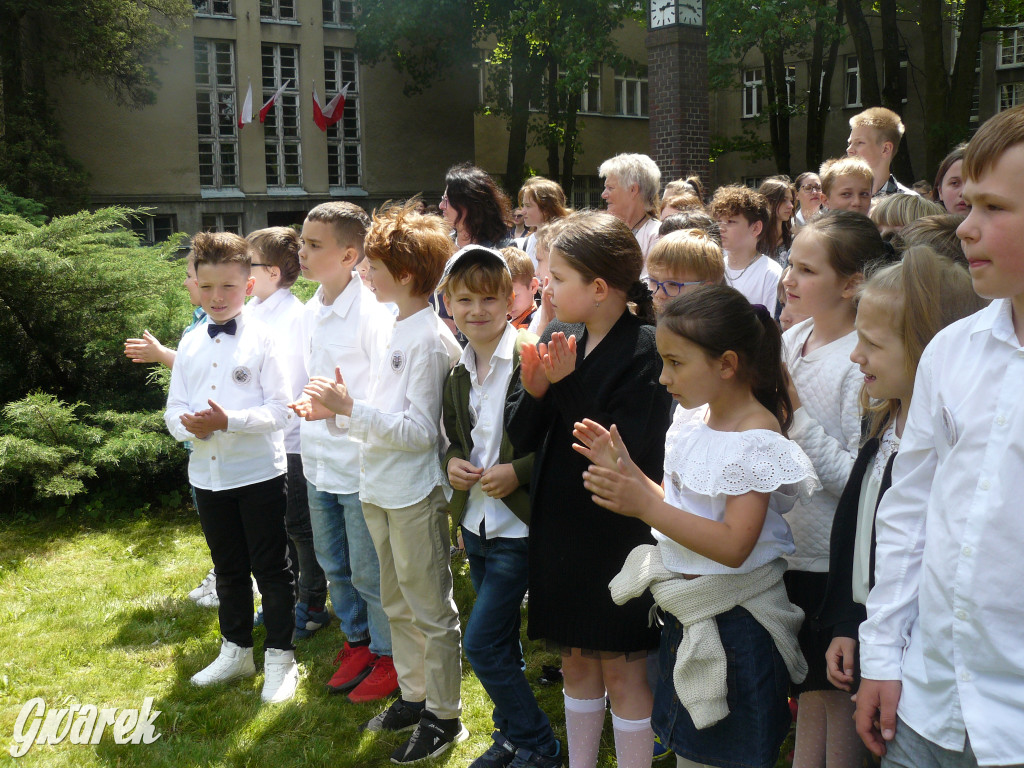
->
[164,232,298,703]
[304,201,464,764]
[855,105,1024,768]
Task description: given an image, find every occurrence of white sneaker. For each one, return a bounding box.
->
[191,638,256,686]
[188,568,217,602]
[262,648,299,703]
[196,589,220,608]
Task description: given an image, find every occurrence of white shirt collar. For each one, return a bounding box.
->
[459,322,517,384]
[316,273,362,320]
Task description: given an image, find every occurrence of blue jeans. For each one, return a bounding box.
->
[882,718,1020,768]
[463,526,556,754]
[306,483,391,657]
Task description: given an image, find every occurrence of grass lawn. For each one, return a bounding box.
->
[0,507,795,767]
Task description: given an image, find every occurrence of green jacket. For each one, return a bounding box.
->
[442,327,536,530]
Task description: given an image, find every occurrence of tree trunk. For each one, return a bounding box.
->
[765,48,791,176]
[841,0,881,107]
[880,0,913,181]
[504,33,532,194]
[939,0,986,173]
[806,0,843,171]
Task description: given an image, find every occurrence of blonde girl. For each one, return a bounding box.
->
[780,210,886,768]
[507,211,674,768]
[819,247,986,695]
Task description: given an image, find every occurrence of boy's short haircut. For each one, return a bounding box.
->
[192,231,250,271]
[246,227,301,288]
[897,213,967,266]
[439,247,514,299]
[850,106,906,153]
[501,246,535,284]
[708,185,770,231]
[647,229,726,285]
[305,201,371,254]
[869,193,945,231]
[819,156,874,197]
[962,104,1024,181]
[364,200,453,296]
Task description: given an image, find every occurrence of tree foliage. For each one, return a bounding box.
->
[0,0,193,213]
[356,0,640,194]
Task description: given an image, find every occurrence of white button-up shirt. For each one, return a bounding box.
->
[460,323,528,540]
[299,276,392,495]
[164,312,289,491]
[344,306,461,509]
[245,288,307,454]
[860,299,1024,766]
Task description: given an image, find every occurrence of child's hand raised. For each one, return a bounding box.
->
[520,342,550,398]
[447,458,482,491]
[580,425,656,518]
[540,332,576,383]
[180,399,229,439]
[572,418,620,471]
[303,366,354,417]
[124,330,171,366]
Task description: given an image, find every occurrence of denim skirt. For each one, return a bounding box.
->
[652,606,792,768]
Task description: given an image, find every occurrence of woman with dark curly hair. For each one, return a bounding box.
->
[440,163,513,248]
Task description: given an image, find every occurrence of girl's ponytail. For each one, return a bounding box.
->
[751,303,793,433]
[627,279,656,325]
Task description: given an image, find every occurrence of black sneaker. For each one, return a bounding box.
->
[390,711,469,764]
[468,732,517,768]
[360,698,422,733]
[509,740,564,768]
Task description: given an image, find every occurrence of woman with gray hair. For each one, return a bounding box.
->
[599,153,662,270]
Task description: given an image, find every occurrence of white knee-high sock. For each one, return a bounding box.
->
[611,711,654,768]
[564,693,607,768]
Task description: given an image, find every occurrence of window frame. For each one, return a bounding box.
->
[742,67,764,118]
[259,0,295,21]
[324,47,362,190]
[844,54,862,109]
[194,38,239,190]
[193,0,233,16]
[261,43,302,189]
[614,67,649,118]
[322,0,355,26]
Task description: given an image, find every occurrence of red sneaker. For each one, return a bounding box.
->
[326,642,375,694]
[348,654,399,703]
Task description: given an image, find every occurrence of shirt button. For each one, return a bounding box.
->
[211,385,217,390]
[216,338,221,344]
[980,480,990,491]
[211,456,217,460]
[996,415,1006,426]
[961,671,971,681]
[956,609,968,621]
[962,546,972,556]
[212,362,218,368]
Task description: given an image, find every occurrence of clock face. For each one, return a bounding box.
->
[678,0,703,25]
[650,0,676,28]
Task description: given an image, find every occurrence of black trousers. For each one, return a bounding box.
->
[195,475,295,651]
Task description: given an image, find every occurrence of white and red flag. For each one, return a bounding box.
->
[237,80,253,129]
[312,82,350,131]
[259,79,292,123]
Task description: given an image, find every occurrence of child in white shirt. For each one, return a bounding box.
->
[304,201,465,764]
[164,231,297,704]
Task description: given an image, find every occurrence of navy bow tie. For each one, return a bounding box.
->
[207,318,237,338]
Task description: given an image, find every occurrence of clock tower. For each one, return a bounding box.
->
[647,0,709,188]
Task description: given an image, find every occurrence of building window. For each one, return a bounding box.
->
[201,213,243,234]
[883,51,909,103]
[845,54,861,108]
[744,176,766,190]
[193,0,232,15]
[324,48,361,188]
[742,68,763,118]
[999,82,1024,112]
[614,67,648,117]
[571,175,604,209]
[970,47,981,122]
[579,66,602,114]
[784,65,797,106]
[1000,26,1024,68]
[322,0,355,25]
[131,214,178,245]
[260,0,294,20]
[262,44,301,187]
[194,39,238,189]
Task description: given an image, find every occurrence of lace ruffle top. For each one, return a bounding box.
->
[655,406,821,575]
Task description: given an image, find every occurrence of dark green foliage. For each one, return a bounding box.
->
[0,185,48,225]
[0,206,194,514]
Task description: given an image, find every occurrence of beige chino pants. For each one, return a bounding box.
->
[362,486,463,719]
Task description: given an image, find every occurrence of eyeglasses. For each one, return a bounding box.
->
[440,193,449,207]
[251,263,271,268]
[645,277,704,297]
[800,184,822,192]
[513,213,524,220]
